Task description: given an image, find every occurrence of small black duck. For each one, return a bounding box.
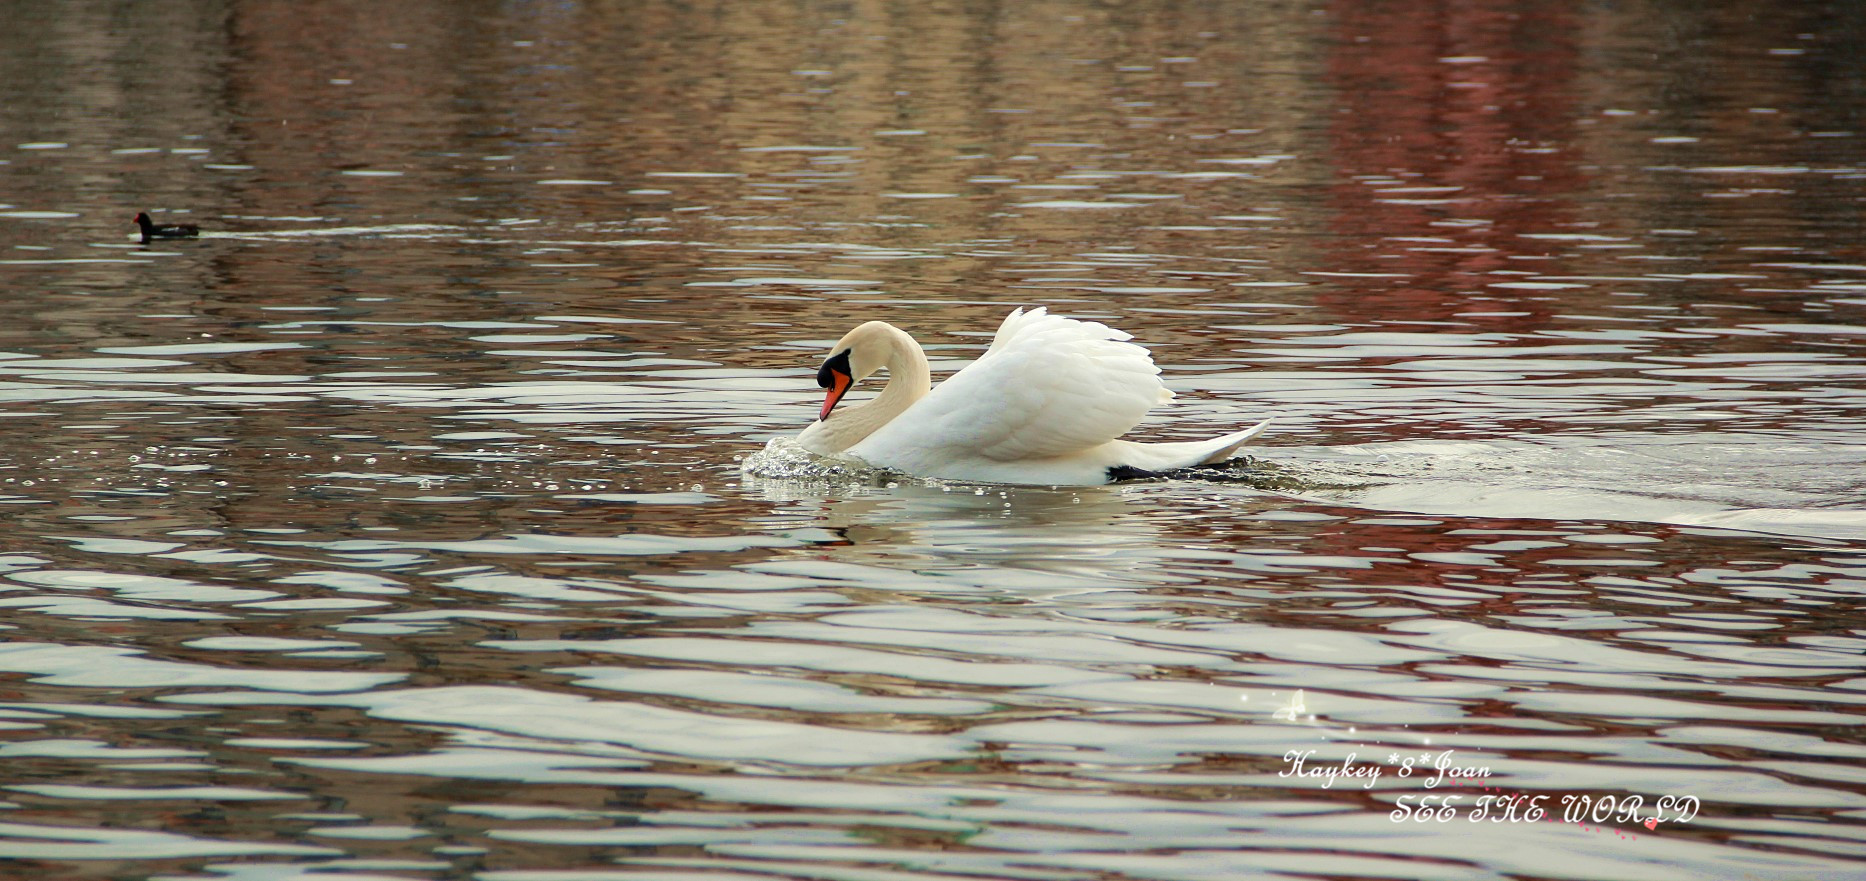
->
[134,212,200,244]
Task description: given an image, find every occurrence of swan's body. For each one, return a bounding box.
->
[796,308,1270,485]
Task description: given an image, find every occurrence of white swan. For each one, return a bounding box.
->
[795,307,1271,485]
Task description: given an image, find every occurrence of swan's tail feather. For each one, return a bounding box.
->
[1108,418,1273,475]
[1196,418,1273,464]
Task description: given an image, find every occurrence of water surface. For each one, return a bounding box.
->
[1,2,1864,880]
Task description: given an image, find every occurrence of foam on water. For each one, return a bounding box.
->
[739,436,903,484]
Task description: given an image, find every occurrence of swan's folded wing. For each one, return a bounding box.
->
[912,311,1169,461]
[981,305,1130,358]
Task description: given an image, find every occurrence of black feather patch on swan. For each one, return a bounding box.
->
[817,349,852,388]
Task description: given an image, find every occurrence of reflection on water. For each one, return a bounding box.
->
[1,1,1864,879]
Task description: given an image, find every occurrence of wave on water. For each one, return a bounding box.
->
[1266,436,1866,542]
[740,437,1312,490]
[742,435,1866,541]
[740,437,906,486]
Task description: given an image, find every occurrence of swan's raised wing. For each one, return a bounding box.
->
[905,308,1171,461]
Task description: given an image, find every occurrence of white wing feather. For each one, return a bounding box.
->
[869,308,1171,461]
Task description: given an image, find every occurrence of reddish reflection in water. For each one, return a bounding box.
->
[1320,0,1584,328]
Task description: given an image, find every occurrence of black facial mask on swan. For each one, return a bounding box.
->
[817,349,852,389]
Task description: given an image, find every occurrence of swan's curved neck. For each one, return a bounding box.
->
[799,324,930,453]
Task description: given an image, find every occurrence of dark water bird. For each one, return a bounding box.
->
[133,212,199,244]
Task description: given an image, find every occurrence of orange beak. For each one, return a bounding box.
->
[819,369,852,421]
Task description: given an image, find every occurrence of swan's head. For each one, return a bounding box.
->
[816,320,896,421]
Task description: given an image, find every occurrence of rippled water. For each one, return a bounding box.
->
[2,2,1864,880]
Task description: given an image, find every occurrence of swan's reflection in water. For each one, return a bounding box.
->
[742,473,1294,594]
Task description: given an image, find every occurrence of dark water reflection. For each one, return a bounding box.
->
[2,1,1865,879]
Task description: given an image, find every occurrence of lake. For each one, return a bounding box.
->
[1,2,1863,880]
